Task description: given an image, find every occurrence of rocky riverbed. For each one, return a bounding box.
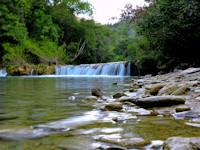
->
[88,68,200,149]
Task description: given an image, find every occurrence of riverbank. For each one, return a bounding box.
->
[92,67,200,149]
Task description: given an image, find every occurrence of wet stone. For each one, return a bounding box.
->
[171,85,190,95]
[149,84,166,95]
[117,96,137,103]
[98,136,150,147]
[84,96,98,101]
[0,113,19,121]
[113,92,127,98]
[175,105,191,112]
[134,96,185,108]
[104,102,123,111]
[91,88,103,97]
[163,136,200,150]
[174,110,199,118]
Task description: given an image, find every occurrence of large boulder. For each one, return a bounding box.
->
[91,88,103,97]
[158,83,180,96]
[134,96,186,108]
[163,137,200,150]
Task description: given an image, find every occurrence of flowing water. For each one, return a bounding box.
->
[0,75,200,150]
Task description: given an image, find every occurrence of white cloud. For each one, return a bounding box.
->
[78,0,147,24]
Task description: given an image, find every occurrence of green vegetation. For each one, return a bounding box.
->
[118,0,200,63]
[0,0,115,66]
[1,0,199,66]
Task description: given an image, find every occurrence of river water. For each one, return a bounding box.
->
[0,76,200,150]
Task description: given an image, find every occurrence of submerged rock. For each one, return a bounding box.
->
[99,136,150,147]
[91,88,103,97]
[84,96,98,101]
[163,136,200,150]
[134,96,186,108]
[104,102,123,111]
[173,110,199,118]
[113,92,127,98]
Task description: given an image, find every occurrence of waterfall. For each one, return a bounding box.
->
[0,69,7,77]
[55,61,131,76]
[30,69,34,76]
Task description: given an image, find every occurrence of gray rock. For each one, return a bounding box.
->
[104,102,123,111]
[175,105,191,112]
[117,96,137,103]
[174,110,199,118]
[113,92,127,98]
[134,96,186,108]
[136,88,146,98]
[99,136,150,147]
[91,88,103,97]
[163,136,200,150]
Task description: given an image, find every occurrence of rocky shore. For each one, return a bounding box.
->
[88,68,200,150]
[2,65,55,76]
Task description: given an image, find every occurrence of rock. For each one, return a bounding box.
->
[104,102,123,111]
[171,85,190,95]
[149,84,166,95]
[158,83,180,96]
[68,96,76,100]
[0,114,19,121]
[134,96,186,108]
[173,110,199,118]
[113,92,127,98]
[196,97,200,101]
[104,147,127,150]
[136,89,146,98]
[129,88,134,92]
[84,96,98,101]
[179,68,200,75]
[175,105,191,112]
[99,136,150,147]
[117,96,137,103]
[112,82,117,85]
[91,88,103,97]
[163,136,200,150]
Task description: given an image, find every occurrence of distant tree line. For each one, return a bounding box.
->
[0,0,116,66]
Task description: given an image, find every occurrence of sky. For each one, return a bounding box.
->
[78,0,147,24]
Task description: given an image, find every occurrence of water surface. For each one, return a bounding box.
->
[0,76,200,150]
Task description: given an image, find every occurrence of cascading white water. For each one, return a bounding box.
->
[30,69,34,76]
[0,69,7,77]
[55,61,131,76]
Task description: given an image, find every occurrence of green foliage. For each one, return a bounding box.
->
[137,0,200,58]
[2,43,27,65]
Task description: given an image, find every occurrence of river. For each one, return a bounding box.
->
[0,76,200,149]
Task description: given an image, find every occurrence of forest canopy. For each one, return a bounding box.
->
[0,0,199,67]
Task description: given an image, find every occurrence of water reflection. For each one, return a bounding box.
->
[0,76,200,149]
